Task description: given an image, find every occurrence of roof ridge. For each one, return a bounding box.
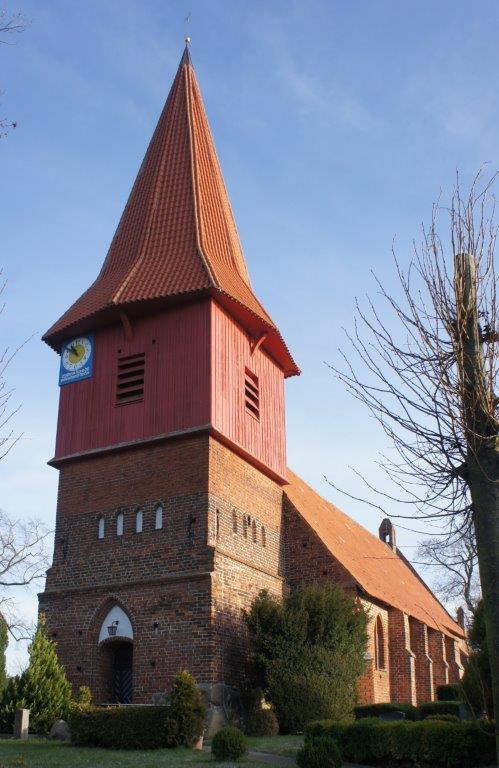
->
[184,51,220,290]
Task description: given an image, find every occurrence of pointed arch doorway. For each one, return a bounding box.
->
[98,606,134,704]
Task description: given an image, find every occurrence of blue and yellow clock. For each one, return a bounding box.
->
[59,334,95,386]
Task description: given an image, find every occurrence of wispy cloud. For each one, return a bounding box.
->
[248,9,379,132]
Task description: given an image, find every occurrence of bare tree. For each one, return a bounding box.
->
[0,510,50,640]
[417,523,480,618]
[330,171,499,758]
[0,275,25,460]
[0,8,27,137]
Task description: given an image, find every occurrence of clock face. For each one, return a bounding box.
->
[59,334,95,386]
[61,337,92,372]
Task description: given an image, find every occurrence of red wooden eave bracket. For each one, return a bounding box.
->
[119,311,134,341]
[250,331,268,356]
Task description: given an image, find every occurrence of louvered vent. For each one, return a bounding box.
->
[244,368,260,419]
[116,353,145,404]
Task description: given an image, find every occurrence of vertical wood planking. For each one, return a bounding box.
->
[211,302,286,479]
[55,301,211,458]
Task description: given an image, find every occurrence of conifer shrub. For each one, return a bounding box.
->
[297,736,342,768]
[436,683,461,701]
[0,615,71,734]
[73,685,92,710]
[461,601,493,719]
[211,725,247,761]
[246,585,368,733]
[166,670,206,747]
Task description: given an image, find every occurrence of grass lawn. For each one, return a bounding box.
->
[246,735,303,756]
[0,739,280,768]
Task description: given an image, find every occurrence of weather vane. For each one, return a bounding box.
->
[184,11,191,45]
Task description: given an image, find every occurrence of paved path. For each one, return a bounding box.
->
[248,751,296,766]
[248,750,372,768]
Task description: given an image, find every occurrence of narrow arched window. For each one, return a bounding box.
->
[97,516,105,540]
[252,519,257,543]
[374,616,386,670]
[243,516,248,539]
[232,510,238,534]
[135,508,143,533]
[155,504,163,530]
[216,509,220,540]
[116,512,124,537]
[261,526,266,548]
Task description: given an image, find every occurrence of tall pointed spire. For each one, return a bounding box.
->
[44,48,299,377]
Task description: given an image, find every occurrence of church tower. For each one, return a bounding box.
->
[40,47,299,705]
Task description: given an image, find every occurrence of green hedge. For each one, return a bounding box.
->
[436,684,461,701]
[419,701,465,719]
[69,706,171,749]
[354,702,420,721]
[304,719,495,767]
[425,714,460,723]
[297,736,342,768]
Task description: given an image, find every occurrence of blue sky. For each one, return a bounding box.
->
[1,0,497,670]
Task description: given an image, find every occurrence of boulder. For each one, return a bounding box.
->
[49,719,71,741]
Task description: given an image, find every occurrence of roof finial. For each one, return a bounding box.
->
[185,35,191,45]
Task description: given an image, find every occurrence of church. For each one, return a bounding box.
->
[39,46,467,712]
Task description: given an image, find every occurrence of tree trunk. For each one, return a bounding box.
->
[457,253,499,763]
[468,451,499,762]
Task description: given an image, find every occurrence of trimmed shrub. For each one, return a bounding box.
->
[425,714,460,723]
[246,707,279,736]
[304,719,348,742]
[211,726,247,761]
[419,700,464,719]
[436,683,461,701]
[304,718,495,767]
[166,670,206,747]
[354,702,420,721]
[297,736,342,768]
[69,706,171,749]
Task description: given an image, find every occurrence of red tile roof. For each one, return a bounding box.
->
[285,469,465,638]
[44,48,299,377]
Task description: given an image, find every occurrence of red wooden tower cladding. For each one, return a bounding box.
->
[40,45,466,717]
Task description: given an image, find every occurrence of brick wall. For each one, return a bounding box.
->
[445,635,464,683]
[388,609,416,704]
[409,617,434,703]
[282,496,356,590]
[427,629,449,696]
[358,600,390,703]
[208,438,286,688]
